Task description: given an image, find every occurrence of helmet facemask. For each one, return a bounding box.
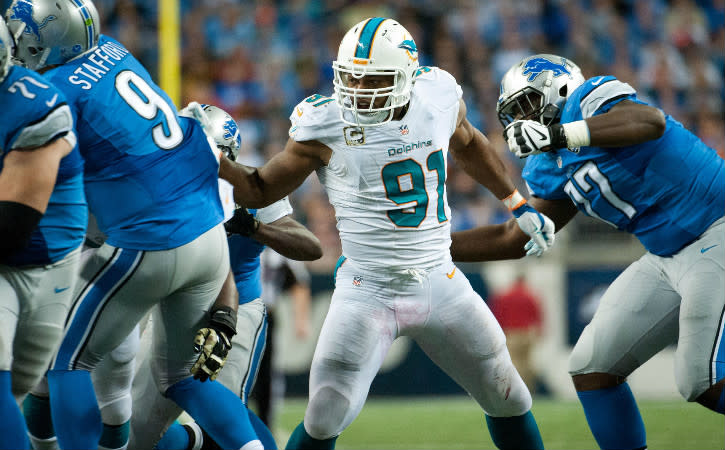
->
[333,63,410,126]
[0,17,14,83]
[497,54,584,128]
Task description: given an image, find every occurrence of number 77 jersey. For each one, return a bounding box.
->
[289,66,461,270]
[522,76,725,257]
[42,35,223,250]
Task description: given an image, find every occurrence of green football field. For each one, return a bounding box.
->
[272,396,723,449]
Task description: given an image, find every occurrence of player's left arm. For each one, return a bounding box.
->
[506,100,666,156]
[448,98,556,254]
[0,137,73,261]
[225,210,323,261]
[451,196,578,261]
[578,100,666,147]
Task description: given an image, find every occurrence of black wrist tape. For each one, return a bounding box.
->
[0,201,43,262]
[209,305,237,337]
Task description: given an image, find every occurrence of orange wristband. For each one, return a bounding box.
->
[503,189,527,211]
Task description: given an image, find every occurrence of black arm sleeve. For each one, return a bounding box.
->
[0,201,43,262]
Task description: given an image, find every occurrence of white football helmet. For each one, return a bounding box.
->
[5,0,100,71]
[497,54,585,127]
[201,104,241,161]
[0,17,14,83]
[332,17,419,127]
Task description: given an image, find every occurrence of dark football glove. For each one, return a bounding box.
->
[191,306,237,382]
[224,207,259,237]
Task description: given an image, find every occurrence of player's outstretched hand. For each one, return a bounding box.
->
[191,306,236,382]
[512,203,556,256]
[224,207,259,237]
[504,120,566,158]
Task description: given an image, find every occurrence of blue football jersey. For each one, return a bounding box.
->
[523,76,725,256]
[0,65,87,265]
[42,35,223,250]
[228,208,264,304]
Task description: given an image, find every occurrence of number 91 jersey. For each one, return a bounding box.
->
[289,67,461,270]
[42,35,223,250]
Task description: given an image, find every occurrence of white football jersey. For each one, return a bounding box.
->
[289,67,462,270]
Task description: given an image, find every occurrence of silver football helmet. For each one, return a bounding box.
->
[5,0,100,71]
[332,17,419,126]
[200,104,241,161]
[0,17,14,83]
[497,54,585,127]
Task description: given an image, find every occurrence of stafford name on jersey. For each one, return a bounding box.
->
[67,40,129,90]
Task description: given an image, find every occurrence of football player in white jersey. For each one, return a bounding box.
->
[220,18,552,449]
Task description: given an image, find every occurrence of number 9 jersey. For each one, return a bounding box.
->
[522,76,725,257]
[42,35,223,250]
[289,66,461,270]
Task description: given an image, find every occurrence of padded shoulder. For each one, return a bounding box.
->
[412,66,462,111]
[288,93,342,143]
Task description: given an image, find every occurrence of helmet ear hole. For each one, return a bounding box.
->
[559,85,568,97]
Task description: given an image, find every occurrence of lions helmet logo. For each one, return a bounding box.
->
[9,0,56,42]
[521,57,571,82]
[223,118,240,148]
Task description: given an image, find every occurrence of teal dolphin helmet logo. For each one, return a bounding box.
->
[397,39,417,53]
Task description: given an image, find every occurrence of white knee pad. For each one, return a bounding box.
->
[92,328,139,425]
[674,352,710,402]
[568,325,597,376]
[240,439,264,450]
[478,348,533,418]
[304,386,350,440]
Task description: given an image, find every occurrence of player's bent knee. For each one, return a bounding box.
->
[674,363,711,402]
[99,394,132,425]
[305,386,350,439]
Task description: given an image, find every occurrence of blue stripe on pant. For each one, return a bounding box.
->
[243,312,267,405]
[53,248,143,371]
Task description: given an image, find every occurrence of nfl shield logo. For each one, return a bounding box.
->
[352,276,363,286]
[399,125,409,135]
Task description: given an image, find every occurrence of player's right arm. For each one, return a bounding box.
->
[252,215,322,261]
[219,138,328,209]
[450,196,578,262]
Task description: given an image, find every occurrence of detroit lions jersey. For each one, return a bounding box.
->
[42,35,223,250]
[523,76,725,256]
[289,66,460,270]
[0,65,86,265]
[227,197,293,304]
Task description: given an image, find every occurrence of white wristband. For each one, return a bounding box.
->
[562,120,591,148]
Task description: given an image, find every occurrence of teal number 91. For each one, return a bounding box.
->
[382,150,447,227]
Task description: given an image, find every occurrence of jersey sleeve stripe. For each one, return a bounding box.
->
[12,104,74,151]
[580,82,636,118]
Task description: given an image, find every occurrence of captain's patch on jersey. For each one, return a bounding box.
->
[344,126,365,146]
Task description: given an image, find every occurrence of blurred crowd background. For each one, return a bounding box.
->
[92,0,725,272]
